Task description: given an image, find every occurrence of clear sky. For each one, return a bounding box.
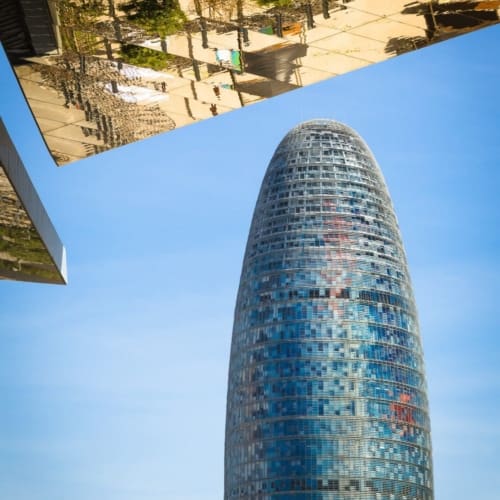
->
[0,25,499,500]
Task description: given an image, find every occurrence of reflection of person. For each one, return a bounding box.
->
[210,103,218,116]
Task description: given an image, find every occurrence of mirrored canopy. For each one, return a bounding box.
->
[2,0,499,165]
[0,119,67,284]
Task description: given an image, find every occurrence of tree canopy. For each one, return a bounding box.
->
[256,0,294,7]
[120,0,187,37]
[120,44,170,70]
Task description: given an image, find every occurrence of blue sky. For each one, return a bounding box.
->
[1,25,499,500]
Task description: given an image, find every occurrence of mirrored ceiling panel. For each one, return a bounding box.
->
[2,0,499,165]
[0,119,67,284]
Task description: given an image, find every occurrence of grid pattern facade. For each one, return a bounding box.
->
[224,120,433,499]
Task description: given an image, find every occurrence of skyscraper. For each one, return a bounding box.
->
[225,120,433,499]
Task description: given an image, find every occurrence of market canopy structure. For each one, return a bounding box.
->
[3,0,500,165]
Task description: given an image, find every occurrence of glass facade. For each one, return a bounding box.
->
[225,120,433,499]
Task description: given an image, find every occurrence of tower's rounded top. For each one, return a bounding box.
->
[274,119,364,155]
[287,119,359,137]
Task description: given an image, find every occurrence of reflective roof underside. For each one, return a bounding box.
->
[2,0,499,165]
[0,119,67,284]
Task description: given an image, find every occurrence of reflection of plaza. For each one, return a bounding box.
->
[3,0,499,165]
